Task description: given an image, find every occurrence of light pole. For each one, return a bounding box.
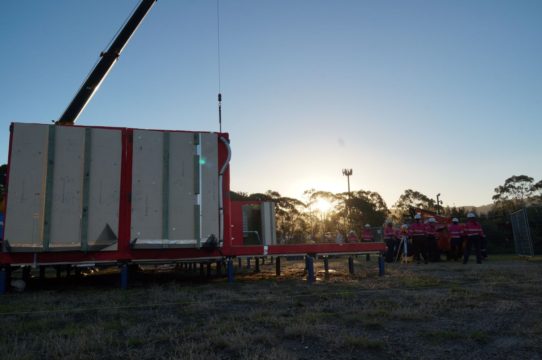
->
[436,193,442,215]
[342,169,352,195]
[342,169,353,231]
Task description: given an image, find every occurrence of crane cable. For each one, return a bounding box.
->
[216,0,223,133]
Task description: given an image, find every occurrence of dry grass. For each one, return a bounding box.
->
[0,256,541,359]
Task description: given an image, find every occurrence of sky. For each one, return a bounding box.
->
[1,0,541,208]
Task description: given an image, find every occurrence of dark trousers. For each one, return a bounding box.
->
[464,235,482,264]
[385,238,397,262]
[412,235,428,263]
[450,237,463,261]
[427,235,439,262]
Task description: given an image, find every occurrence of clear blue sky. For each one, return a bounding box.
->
[1,0,541,208]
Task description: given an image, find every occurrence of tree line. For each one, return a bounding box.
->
[232,174,542,244]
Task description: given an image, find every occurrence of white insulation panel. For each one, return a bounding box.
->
[4,124,122,252]
[4,123,49,249]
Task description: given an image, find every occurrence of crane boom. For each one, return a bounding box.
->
[56,0,157,125]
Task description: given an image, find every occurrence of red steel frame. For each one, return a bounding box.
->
[0,124,385,266]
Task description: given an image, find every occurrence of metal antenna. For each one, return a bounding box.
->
[216,0,223,132]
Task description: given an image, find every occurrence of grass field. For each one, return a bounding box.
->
[1,255,541,359]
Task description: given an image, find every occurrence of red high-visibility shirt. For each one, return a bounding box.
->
[384,226,396,239]
[409,222,426,236]
[362,228,373,242]
[448,223,464,239]
[464,220,485,237]
[425,223,437,237]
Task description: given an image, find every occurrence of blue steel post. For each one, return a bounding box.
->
[348,256,354,274]
[306,256,315,284]
[366,254,371,262]
[227,258,234,283]
[246,258,251,269]
[378,253,385,276]
[120,263,129,289]
[0,267,7,294]
[255,258,260,273]
[238,258,242,269]
[275,256,281,276]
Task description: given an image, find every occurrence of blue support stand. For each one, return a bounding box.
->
[227,258,234,283]
[246,258,251,269]
[0,267,7,295]
[120,263,129,290]
[348,256,354,275]
[378,254,385,276]
[366,254,371,262]
[255,257,260,273]
[306,256,315,284]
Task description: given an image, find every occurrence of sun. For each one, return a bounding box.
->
[315,198,332,213]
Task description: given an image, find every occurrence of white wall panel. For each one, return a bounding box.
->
[4,123,49,250]
[200,133,219,241]
[49,126,85,249]
[131,130,163,241]
[87,128,121,249]
[168,132,197,240]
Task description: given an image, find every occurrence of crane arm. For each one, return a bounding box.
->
[56,0,157,125]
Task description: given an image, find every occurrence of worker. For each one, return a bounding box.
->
[383,220,397,262]
[346,230,358,243]
[409,213,428,264]
[335,231,344,244]
[463,212,485,264]
[362,224,373,261]
[425,217,439,262]
[448,218,464,261]
[398,224,410,262]
[362,224,374,242]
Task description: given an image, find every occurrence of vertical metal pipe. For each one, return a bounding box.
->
[227,258,234,283]
[348,256,354,274]
[378,254,385,277]
[120,263,129,289]
[275,256,281,276]
[255,258,260,273]
[306,256,315,284]
[0,267,7,294]
[323,256,329,275]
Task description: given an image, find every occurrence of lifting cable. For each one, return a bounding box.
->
[216,0,223,133]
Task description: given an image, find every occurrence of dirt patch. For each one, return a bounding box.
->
[0,256,541,359]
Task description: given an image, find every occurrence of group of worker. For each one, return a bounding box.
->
[340,212,486,265]
[383,212,486,264]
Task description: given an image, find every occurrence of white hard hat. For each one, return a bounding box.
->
[467,212,476,218]
[386,219,393,224]
[414,213,422,220]
[452,217,459,223]
[401,224,408,229]
[365,224,371,228]
[428,217,436,223]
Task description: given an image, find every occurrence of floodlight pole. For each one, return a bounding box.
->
[342,168,353,230]
[342,169,352,196]
[436,193,442,215]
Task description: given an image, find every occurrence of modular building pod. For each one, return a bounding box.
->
[1,123,232,265]
[0,123,385,268]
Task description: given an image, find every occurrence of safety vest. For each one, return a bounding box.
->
[425,224,437,237]
[409,222,426,236]
[362,229,373,242]
[464,221,484,237]
[448,223,464,239]
[384,226,395,239]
